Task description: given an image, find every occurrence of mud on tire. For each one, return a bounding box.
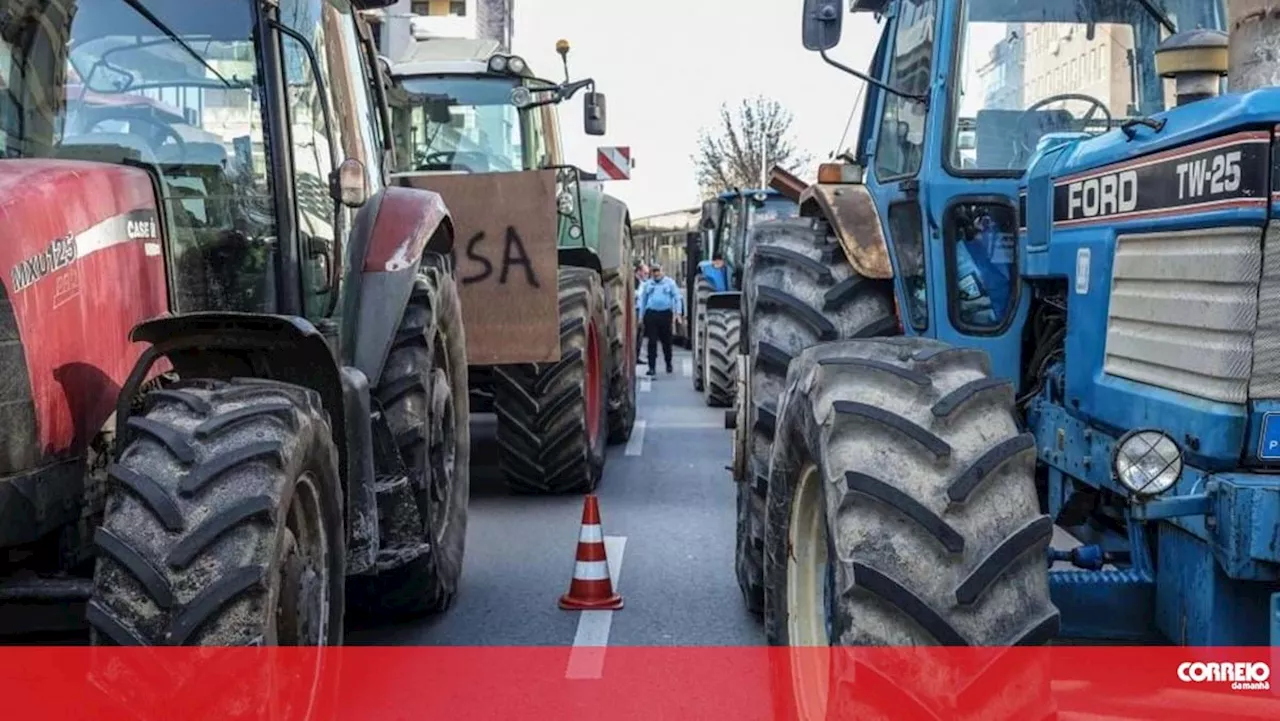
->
[354,259,471,617]
[735,217,897,614]
[763,338,1059,717]
[89,378,345,646]
[603,269,637,444]
[703,306,739,408]
[494,267,610,494]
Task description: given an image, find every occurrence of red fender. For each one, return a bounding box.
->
[363,186,452,272]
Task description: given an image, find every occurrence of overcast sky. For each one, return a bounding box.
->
[511,1,881,218]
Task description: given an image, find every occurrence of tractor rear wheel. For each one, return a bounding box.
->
[603,269,637,444]
[763,338,1058,719]
[89,378,344,646]
[494,267,609,494]
[691,274,714,392]
[356,259,470,617]
[735,217,897,615]
[703,306,740,408]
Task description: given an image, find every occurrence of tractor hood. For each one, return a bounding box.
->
[1019,87,1280,468]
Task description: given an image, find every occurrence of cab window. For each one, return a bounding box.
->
[874,0,935,180]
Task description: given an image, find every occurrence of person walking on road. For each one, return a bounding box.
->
[634,261,650,364]
[637,264,683,376]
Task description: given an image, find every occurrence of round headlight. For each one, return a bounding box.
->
[510,86,532,107]
[569,224,583,239]
[1112,429,1183,497]
[488,55,508,73]
[508,56,527,74]
[558,192,575,215]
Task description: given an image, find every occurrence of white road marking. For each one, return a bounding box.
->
[624,420,647,456]
[682,358,692,377]
[639,377,652,393]
[565,535,626,679]
[643,421,723,429]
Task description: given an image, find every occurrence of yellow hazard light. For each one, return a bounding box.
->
[817,163,859,184]
[556,39,571,56]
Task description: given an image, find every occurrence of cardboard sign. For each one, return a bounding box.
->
[395,170,561,365]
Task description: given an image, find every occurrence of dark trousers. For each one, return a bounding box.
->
[644,309,674,370]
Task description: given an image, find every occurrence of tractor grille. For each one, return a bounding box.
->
[1250,221,1280,399]
[1103,227,1262,405]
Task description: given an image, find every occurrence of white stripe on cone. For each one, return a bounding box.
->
[578,524,603,543]
[573,560,610,581]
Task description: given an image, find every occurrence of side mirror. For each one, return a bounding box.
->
[333,157,369,208]
[584,92,607,136]
[802,0,843,51]
[700,200,720,230]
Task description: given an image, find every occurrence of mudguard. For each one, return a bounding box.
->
[343,185,454,387]
[799,183,894,280]
[592,193,631,273]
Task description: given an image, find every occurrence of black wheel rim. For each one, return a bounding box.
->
[271,471,330,646]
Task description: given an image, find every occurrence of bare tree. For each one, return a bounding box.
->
[693,96,812,198]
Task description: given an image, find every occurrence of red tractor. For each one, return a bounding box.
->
[0,0,469,645]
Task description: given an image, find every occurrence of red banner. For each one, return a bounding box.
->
[0,647,1276,720]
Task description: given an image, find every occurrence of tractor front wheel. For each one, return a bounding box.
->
[763,338,1059,719]
[691,274,714,392]
[89,378,345,646]
[703,306,740,408]
[494,267,610,494]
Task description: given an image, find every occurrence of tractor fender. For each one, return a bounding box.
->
[344,186,455,389]
[559,247,603,273]
[593,193,631,273]
[799,183,894,280]
[119,313,378,571]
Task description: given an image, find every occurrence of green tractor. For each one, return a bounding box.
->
[379,36,637,494]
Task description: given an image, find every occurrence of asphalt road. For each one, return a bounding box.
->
[348,348,765,647]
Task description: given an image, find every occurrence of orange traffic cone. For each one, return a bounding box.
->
[559,495,624,610]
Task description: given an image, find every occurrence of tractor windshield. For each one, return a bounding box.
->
[949,0,1226,173]
[747,195,800,227]
[389,75,529,173]
[0,0,279,312]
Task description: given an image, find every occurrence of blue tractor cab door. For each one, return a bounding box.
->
[858,0,1029,386]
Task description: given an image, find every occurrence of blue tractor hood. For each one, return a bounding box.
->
[1019,86,1280,469]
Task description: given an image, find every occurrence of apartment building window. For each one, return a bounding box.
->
[412,0,466,15]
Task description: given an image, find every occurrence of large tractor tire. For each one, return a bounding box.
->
[762,338,1058,718]
[355,259,470,617]
[703,306,740,408]
[494,267,610,494]
[735,217,897,615]
[89,378,345,646]
[691,274,714,392]
[603,269,637,444]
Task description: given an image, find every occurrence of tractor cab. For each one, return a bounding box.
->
[699,188,800,291]
[382,35,609,245]
[804,0,1224,380]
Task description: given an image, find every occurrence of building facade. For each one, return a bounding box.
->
[368,0,514,61]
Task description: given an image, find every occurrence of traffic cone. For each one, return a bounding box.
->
[559,495,624,610]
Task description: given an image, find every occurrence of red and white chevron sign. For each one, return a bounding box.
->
[597,146,632,180]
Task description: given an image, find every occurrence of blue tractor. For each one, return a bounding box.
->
[691,188,800,407]
[734,0,1280,674]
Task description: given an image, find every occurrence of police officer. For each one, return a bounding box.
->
[637,264,684,376]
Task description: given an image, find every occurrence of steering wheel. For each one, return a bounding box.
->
[1010,93,1111,168]
[416,150,476,173]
